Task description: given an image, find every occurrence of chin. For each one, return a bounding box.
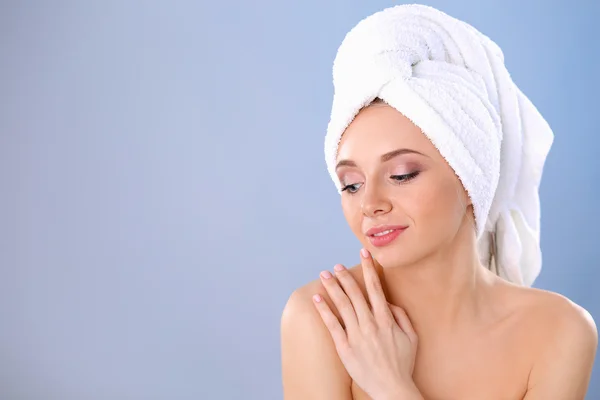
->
[368,244,412,269]
[367,234,433,269]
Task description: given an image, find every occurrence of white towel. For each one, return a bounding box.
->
[324,4,554,286]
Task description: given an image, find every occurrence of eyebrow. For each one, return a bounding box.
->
[335,148,427,170]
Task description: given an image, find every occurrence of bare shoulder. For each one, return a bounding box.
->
[283,264,366,327]
[280,271,359,399]
[509,285,597,342]
[499,283,598,398]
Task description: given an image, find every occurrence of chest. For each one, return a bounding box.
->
[351,334,531,400]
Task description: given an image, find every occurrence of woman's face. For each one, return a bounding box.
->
[335,102,473,268]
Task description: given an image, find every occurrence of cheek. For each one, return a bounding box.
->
[341,197,364,236]
[406,176,464,227]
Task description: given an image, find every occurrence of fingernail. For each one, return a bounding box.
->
[361,248,369,258]
[320,271,332,279]
[313,294,322,303]
[334,264,345,272]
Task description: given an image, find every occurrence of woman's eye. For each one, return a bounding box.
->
[390,171,420,182]
[341,172,419,193]
[341,183,362,193]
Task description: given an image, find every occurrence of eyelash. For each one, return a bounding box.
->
[341,171,420,194]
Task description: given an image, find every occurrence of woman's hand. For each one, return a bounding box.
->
[312,248,421,400]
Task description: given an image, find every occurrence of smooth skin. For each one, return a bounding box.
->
[313,248,422,400]
[281,101,598,399]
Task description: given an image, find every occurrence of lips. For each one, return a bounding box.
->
[365,225,408,237]
[365,225,408,248]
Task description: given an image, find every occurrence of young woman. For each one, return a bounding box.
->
[281,5,597,400]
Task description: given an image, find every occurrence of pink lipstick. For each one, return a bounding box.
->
[365,225,407,247]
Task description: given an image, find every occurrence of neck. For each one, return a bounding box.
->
[377,225,494,335]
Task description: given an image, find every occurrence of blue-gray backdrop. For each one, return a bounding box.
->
[2,0,598,398]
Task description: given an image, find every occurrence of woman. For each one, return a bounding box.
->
[281,4,597,400]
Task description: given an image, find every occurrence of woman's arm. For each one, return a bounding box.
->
[281,285,353,399]
[523,303,597,399]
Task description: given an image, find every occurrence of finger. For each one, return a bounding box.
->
[313,294,349,349]
[389,303,418,343]
[360,248,392,320]
[320,270,359,332]
[332,264,374,326]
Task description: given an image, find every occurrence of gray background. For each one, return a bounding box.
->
[2,0,598,399]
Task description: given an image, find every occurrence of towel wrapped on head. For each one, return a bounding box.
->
[324,4,554,286]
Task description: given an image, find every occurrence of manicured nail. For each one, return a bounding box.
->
[334,264,345,272]
[361,248,369,258]
[313,294,322,303]
[320,271,332,279]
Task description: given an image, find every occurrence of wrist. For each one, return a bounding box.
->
[382,381,423,400]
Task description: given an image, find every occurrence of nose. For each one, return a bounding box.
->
[361,180,392,217]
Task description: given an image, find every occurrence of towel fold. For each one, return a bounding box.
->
[324,4,553,286]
